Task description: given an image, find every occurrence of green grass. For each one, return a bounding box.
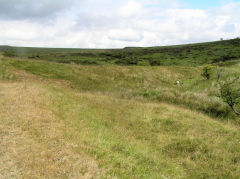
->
[3,57,240,120]
[0,59,15,80]
[24,81,240,178]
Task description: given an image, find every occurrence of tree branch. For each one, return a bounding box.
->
[231,105,240,116]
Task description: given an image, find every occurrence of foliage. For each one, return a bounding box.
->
[3,50,16,57]
[0,60,14,80]
[137,60,151,66]
[201,65,214,80]
[219,77,240,115]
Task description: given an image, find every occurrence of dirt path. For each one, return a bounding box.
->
[0,81,102,178]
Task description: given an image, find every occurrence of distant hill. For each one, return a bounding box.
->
[1,38,240,66]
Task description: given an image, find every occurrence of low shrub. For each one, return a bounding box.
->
[3,51,16,57]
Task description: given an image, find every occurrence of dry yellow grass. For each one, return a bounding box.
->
[0,81,102,178]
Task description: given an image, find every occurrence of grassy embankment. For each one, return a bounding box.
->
[4,57,240,120]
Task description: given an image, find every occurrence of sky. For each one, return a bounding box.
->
[179,0,237,8]
[0,0,239,48]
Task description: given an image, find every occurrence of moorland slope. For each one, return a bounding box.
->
[0,39,240,178]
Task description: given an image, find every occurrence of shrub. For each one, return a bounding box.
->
[219,77,240,116]
[201,65,214,80]
[0,60,14,80]
[3,51,16,57]
[137,60,150,66]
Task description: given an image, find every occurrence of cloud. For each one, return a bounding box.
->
[108,29,143,42]
[222,23,236,33]
[119,1,142,17]
[0,0,240,48]
[0,0,77,20]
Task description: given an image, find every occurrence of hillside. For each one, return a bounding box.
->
[0,39,240,178]
[1,38,240,66]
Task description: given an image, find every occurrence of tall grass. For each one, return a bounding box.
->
[6,58,240,120]
[141,89,232,119]
[45,83,240,178]
[0,59,14,80]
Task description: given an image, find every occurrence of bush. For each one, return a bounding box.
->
[201,65,214,80]
[3,51,16,57]
[141,90,230,118]
[137,60,150,66]
[219,77,240,116]
[0,60,14,80]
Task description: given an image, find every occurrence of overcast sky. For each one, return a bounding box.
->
[0,0,239,48]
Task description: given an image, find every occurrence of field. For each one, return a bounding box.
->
[0,39,240,178]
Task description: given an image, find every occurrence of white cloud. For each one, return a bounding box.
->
[0,0,239,48]
[119,1,142,17]
[108,29,143,42]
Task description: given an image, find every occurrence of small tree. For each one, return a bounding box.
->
[202,65,213,80]
[219,77,240,116]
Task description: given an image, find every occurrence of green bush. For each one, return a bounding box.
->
[137,60,150,66]
[141,90,231,118]
[3,51,16,57]
[201,65,214,80]
[219,77,240,116]
[0,61,14,80]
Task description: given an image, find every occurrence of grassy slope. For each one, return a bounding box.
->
[1,55,240,178]
[1,38,240,66]
[1,39,240,178]
[4,57,240,120]
[1,64,240,178]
